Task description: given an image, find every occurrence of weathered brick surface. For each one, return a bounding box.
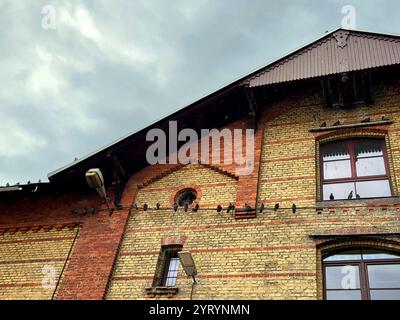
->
[107,81,400,300]
[0,191,130,300]
[0,228,78,299]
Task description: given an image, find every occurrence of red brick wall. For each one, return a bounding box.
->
[0,191,130,299]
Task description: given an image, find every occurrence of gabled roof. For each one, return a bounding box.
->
[246,28,400,87]
[47,28,400,187]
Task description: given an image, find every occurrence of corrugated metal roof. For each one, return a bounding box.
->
[246,29,400,87]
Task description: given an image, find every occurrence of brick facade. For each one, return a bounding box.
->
[1,60,400,299]
[105,80,400,300]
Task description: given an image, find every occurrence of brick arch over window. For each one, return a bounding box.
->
[131,164,238,210]
[315,236,400,300]
[314,128,398,200]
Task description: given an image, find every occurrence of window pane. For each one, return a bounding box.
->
[355,140,383,158]
[325,266,360,289]
[362,249,400,260]
[355,180,391,198]
[324,160,352,179]
[165,258,180,287]
[326,290,362,300]
[356,157,386,177]
[323,182,355,200]
[367,264,400,289]
[165,277,176,286]
[370,290,400,300]
[322,142,350,161]
[324,250,362,262]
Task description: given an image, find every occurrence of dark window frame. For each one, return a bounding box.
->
[323,249,400,300]
[152,245,182,288]
[320,138,392,200]
[175,188,197,207]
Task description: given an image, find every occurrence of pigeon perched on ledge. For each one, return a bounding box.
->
[348,191,353,199]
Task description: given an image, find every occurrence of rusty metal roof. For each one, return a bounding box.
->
[246,29,400,88]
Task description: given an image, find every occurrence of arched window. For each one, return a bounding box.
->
[321,138,392,200]
[323,248,400,300]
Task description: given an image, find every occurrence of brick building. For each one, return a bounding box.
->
[1,28,400,300]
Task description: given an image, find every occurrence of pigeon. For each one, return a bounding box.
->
[356,194,361,199]
[320,121,327,127]
[259,203,265,213]
[382,116,390,121]
[143,204,148,211]
[274,203,280,211]
[216,205,223,213]
[173,202,178,212]
[156,203,161,210]
[329,193,335,200]
[227,203,235,213]
[333,120,341,126]
[184,203,189,212]
[292,203,297,214]
[348,191,353,199]
[361,117,371,123]
[192,203,199,212]
[244,204,253,211]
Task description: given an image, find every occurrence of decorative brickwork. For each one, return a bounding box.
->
[2,80,400,300]
[0,227,79,299]
[107,83,400,300]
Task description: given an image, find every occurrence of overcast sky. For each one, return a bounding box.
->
[0,0,399,185]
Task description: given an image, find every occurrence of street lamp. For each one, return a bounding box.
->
[85,168,113,215]
[178,251,197,283]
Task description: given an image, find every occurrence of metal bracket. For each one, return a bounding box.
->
[245,87,259,131]
[106,153,128,209]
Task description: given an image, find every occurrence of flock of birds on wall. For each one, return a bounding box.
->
[70,199,400,217]
[329,191,360,201]
[319,116,390,128]
[70,202,299,216]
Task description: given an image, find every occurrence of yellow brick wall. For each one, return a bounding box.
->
[0,227,79,300]
[256,83,400,299]
[107,84,400,300]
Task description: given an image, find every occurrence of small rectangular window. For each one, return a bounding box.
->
[152,246,181,288]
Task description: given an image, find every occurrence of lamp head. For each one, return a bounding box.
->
[178,251,197,278]
[85,169,104,189]
[85,169,107,199]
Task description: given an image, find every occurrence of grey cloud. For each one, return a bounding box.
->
[0,0,399,184]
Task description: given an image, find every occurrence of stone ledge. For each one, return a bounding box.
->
[145,286,179,298]
[309,120,393,132]
[316,196,400,209]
